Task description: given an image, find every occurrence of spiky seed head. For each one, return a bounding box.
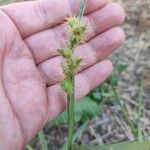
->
[59,16,86,94]
[61,79,73,94]
[58,48,72,58]
[67,16,86,45]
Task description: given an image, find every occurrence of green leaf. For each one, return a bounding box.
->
[25,145,34,150]
[50,97,100,126]
[114,52,120,58]
[73,141,150,150]
[51,111,68,126]
[75,97,100,121]
[116,64,128,73]
[51,110,82,127]
[101,93,113,98]
[0,0,13,4]
[108,75,118,86]
[38,130,48,150]
[77,0,87,19]
[99,83,110,93]
[92,92,102,100]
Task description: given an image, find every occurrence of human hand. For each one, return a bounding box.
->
[0,0,125,149]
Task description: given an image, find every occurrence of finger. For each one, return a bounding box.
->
[1,0,107,38]
[46,60,113,121]
[38,27,125,86]
[25,3,125,64]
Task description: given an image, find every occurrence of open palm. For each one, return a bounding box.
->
[0,0,125,149]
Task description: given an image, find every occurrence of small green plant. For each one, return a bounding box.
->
[58,1,87,149]
[38,130,48,150]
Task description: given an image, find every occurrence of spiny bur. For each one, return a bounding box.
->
[59,17,86,94]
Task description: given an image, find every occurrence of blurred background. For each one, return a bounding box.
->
[0,0,149,149]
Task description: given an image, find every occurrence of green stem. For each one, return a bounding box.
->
[109,78,137,138]
[137,73,144,141]
[77,0,87,19]
[67,74,75,150]
[67,1,87,149]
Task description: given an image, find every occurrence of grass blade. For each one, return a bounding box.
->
[38,130,48,150]
[73,141,150,150]
[25,145,34,150]
[108,77,137,138]
[77,0,87,19]
[137,73,144,141]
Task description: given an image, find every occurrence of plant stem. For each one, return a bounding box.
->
[59,1,87,149]
[137,73,144,142]
[77,0,87,19]
[67,75,75,150]
[67,1,87,149]
[38,130,48,150]
[62,121,88,150]
[109,78,137,138]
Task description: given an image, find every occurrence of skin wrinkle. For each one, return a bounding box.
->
[1,73,26,149]
[53,26,67,53]
[47,85,67,121]
[0,0,108,39]
[2,36,27,148]
[74,44,97,71]
[24,14,93,64]
[0,31,26,148]
[38,57,63,86]
[3,61,48,142]
[36,1,48,27]
[56,24,69,47]
[68,0,74,16]
[29,80,48,139]
[0,9,48,147]
[0,9,21,39]
[79,74,91,95]
[27,1,54,39]
[25,12,98,63]
[24,43,36,63]
[24,3,125,65]
[4,32,21,59]
[33,0,71,38]
[88,41,99,62]
[86,14,97,38]
[0,1,36,38]
[86,0,107,15]
[37,27,125,86]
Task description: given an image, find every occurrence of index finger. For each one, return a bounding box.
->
[1,0,107,38]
